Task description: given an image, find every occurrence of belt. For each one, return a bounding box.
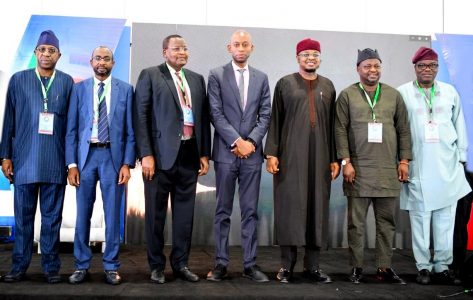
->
[180,138,195,145]
[90,142,110,148]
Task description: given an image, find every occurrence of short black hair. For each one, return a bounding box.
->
[162,34,183,50]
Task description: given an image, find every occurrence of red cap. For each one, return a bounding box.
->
[412,47,438,64]
[297,38,321,55]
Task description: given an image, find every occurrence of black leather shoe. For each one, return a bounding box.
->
[243,265,269,283]
[104,270,122,285]
[207,264,228,282]
[175,267,199,282]
[150,269,165,284]
[349,267,363,284]
[45,272,61,284]
[68,269,88,284]
[416,269,431,285]
[376,268,406,285]
[277,268,291,283]
[3,271,25,283]
[433,270,455,285]
[303,268,332,283]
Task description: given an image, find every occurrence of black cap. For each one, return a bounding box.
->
[357,48,381,66]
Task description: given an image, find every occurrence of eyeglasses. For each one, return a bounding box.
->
[36,47,58,54]
[416,63,439,71]
[298,53,320,59]
[361,64,382,71]
[93,56,112,62]
[168,46,188,53]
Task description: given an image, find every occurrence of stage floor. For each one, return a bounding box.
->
[0,244,471,299]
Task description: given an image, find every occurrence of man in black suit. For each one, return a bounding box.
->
[134,34,211,284]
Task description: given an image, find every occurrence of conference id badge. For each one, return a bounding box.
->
[38,112,54,135]
[183,106,194,126]
[368,122,382,143]
[425,122,440,143]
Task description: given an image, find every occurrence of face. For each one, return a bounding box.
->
[34,44,61,71]
[357,58,382,86]
[297,50,321,73]
[227,31,253,66]
[414,59,438,86]
[163,37,189,70]
[90,47,114,78]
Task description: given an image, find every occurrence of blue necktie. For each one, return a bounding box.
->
[97,82,109,142]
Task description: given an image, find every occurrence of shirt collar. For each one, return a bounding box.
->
[231,61,248,72]
[93,75,112,87]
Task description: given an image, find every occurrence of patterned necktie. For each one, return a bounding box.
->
[175,72,193,138]
[238,69,245,109]
[97,82,109,142]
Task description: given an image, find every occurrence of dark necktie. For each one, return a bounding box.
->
[238,69,245,108]
[97,82,109,142]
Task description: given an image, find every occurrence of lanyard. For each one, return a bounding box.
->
[415,80,435,122]
[35,68,56,112]
[359,83,380,122]
[176,69,187,94]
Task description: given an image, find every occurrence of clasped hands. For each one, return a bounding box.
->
[231,138,255,159]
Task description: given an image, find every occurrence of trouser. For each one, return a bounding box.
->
[347,196,396,268]
[280,245,320,271]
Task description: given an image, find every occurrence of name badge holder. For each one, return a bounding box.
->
[416,81,439,144]
[359,83,383,143]
[36,69,56,135]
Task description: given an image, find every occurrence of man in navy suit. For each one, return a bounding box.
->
[0,30,74,283]
[65,46,135,285]
[134,34,211,284]
[206,30,271,282]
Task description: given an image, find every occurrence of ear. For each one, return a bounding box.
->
[227,44,232,53]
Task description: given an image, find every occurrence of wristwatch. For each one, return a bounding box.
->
[247,138,257,149]
[341,159,351,166]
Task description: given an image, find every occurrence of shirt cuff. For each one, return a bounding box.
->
[68,163,77,169]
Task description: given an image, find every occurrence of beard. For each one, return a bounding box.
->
[304,67,316,73]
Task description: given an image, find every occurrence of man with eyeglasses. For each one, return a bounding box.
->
[206,29,271,283]
[265,38,339,283]
[134,34,211,284]
[397,47,470,285]
[0,30,74,283]
[65,46,135,285]
[334,48,411,285]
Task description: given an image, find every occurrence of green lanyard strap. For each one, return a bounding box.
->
[35,68,56,112]
[359,83,380,122]
[415,80,435,121]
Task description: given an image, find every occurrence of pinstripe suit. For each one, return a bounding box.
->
[0,68,74,274]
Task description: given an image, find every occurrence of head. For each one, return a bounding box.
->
[227,30,253,67]
[162,34,188,71]
[90,46,115,80]
[34,30,61,72]
[412,46,439,86]
[296,38,321,74]
[356,48,382,87]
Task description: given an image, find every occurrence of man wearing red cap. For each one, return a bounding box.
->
[0,30,74,283]
[265,38,339,283]
[335,48,411,285]
[398,46,471,285]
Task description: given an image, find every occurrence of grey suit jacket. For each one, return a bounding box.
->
[208,62,271,164]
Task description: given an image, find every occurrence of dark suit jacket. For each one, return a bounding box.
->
[65,77,136,172]
[208,62,271,164]
[133,63,211,170]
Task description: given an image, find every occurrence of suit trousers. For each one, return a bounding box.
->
[347,197,396,268]
[213,160,262,268]
[145,139,199,271]
[280,245,320,271]
[12,183,65,274]
[409,203,457,273]
[74,147,123,271]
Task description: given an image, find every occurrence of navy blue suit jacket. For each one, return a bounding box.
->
[133,63,211,170]
[0,69,74,185]
[208,62,271,164]
[65,77,136,172]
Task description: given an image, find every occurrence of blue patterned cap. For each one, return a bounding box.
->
[36,30,59,50]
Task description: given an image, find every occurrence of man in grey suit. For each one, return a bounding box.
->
[134,34,211,284]
[206,30,271,282]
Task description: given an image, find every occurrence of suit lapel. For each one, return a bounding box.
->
[84,78,94,124]
[184,70,198,112]
[159,64,181,109]
[223,63,243,112]
[245,67,257,116]
[109,78,119,124]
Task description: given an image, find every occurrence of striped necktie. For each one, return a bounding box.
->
[97,82,109,142]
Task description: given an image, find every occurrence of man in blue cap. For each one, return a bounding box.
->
[0,30,74,283]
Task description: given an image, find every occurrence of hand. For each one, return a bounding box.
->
[342,163,356,184]
[141,155,155,181]
[198,156,209,176]
[118,165,131,185]
[1,159,14,183]
[266,156,279,174]
[398,162,409,183]
[330,162,340,181]
[67,167,80,187]
[233,139,255,158]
